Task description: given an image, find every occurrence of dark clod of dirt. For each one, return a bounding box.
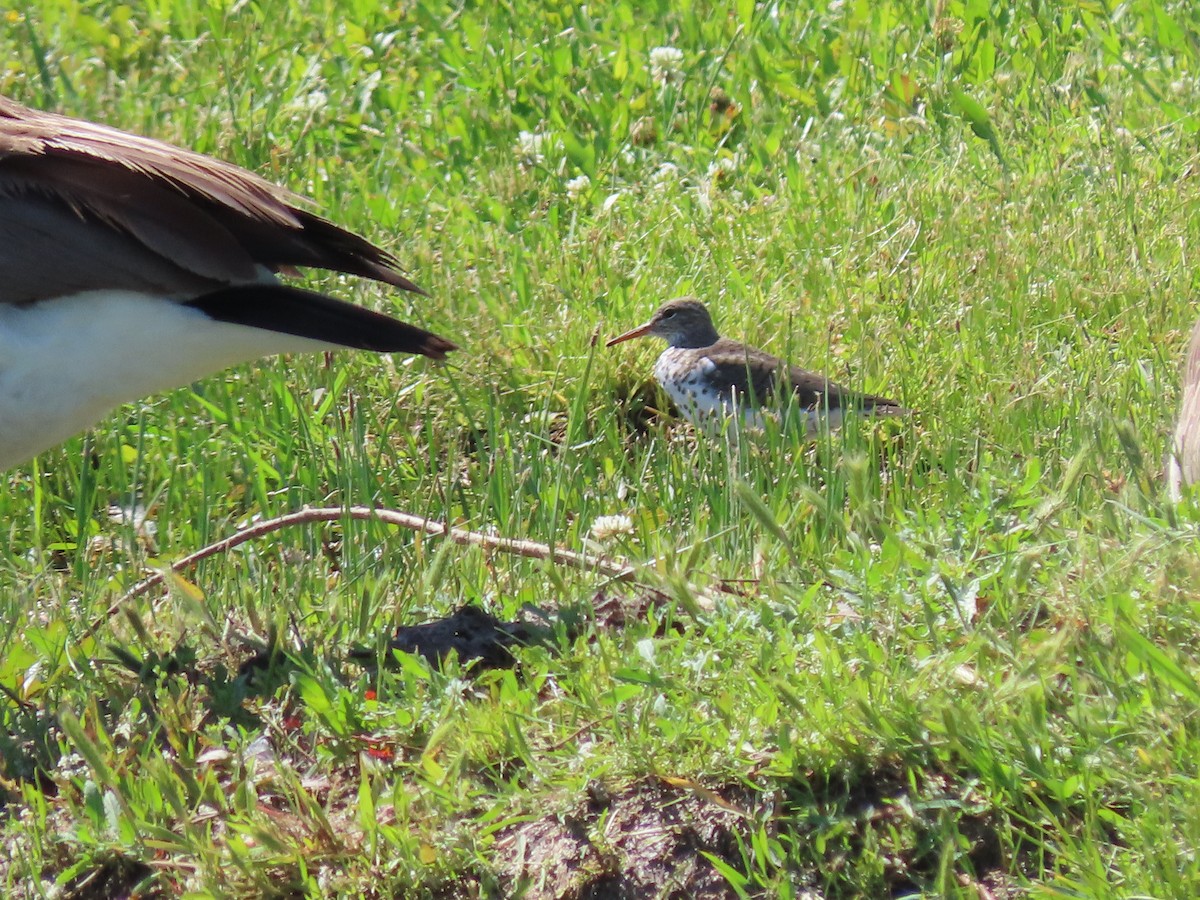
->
[352,587,685,676]
[351,604,550,671]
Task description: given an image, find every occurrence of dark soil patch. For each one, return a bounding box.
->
[59,855,160,900]
[493,776,772,899]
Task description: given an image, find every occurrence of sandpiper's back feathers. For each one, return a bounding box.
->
[676,336,903,416]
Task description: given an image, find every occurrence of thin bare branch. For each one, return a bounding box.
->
[84,506,637,640]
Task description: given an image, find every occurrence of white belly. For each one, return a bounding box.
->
[0,290,330,469]
[653,350,772,433]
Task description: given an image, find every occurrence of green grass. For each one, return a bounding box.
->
[4,0,1200,895]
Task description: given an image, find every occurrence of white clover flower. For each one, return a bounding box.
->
[301,89,328,111]
[652,162,679,183]
[707,156,736,180]
[650,46,685,85]
[565,174,591,199]
[108,501,156,537]
[700,156,739,208]
[516,130,550,166]
[590,514,634,541]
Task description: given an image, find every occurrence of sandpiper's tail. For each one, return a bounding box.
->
[860,395,911,419]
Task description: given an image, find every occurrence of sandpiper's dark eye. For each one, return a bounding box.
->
[661,309,676,319]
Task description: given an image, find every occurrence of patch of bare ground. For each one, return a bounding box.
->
[488,762,1032,899]
[493,776,772,899]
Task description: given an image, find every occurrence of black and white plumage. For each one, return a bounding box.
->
[0,94,455,469]
[606,298,905,433]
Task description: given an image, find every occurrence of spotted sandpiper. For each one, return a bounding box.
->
[0,94,456,470]
[606,298,906,433]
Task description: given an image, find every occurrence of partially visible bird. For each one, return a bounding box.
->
[1168,316,1200,500]
[606,297,906,434]
[0,94,456,470]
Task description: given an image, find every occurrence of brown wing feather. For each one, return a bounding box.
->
[0,95,422,300]
[698,338,902,412]
[688,340,775,399]
[785,363,903,412]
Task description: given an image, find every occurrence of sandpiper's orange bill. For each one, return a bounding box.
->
[605,322,655,347]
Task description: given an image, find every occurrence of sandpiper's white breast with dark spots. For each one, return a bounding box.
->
[654,347,768,431]
[653,347,838,434]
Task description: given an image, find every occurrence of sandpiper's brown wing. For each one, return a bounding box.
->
[0,95,422,302]
[699,339,902,412]
[689,339,788,403]
[785,364,904,413]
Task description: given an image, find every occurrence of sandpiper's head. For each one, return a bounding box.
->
[605,297,721,349]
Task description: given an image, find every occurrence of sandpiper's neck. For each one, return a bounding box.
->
[666,324,720,349]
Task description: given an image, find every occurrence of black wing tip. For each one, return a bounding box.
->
[385,273,430,298]
[187,284,456,360]
[416,334,457,360]
[296,211,430,296]
[402,277,430,298]
[822,389,910,417]
[367,326,456,360]
[356,248,430,297]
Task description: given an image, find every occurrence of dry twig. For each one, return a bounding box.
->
[85,506,638,640]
